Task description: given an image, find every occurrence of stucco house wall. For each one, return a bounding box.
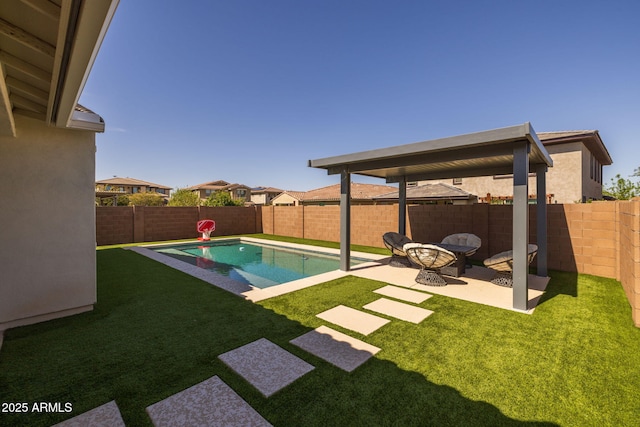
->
[0,116,96,330]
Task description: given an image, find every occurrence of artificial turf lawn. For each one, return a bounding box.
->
[0,247,639,426]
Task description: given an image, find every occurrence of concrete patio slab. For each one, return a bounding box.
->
[363,298,434,323]
[218,338,314,397]
[352,262,549,314]
[373,285,432,303]
[51,400,125,427]
[146,376,272,427]
[290,325,381,372]
[316,305,390,335]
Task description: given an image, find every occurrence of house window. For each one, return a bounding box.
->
[452,178,462,185]
[132,187,140,193]
[237,189,246,198]
[205,189,212,196]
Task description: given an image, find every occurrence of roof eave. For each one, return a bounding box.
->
[50,0,119,129]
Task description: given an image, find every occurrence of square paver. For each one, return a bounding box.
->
[316,305,390,335]
[52,401,125,427]
[218,338,314,397]
[373,285,432,303]
[146,376,271,427]
[290,325,380,372]
[363,298,434,324]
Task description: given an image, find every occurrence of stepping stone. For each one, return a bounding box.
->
[363,298,434,324]
[51,400,125,427]
[316,305,390,335]
[218,338,314,397]
[290,325,381,372]
[373,285,432,303]
[146,376,272,427]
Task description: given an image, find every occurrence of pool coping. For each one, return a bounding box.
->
[127,237,387,302]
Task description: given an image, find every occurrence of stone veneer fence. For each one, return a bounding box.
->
[96,200,639,326]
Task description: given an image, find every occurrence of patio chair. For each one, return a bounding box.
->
[403,243,457,286]
[483,244,538,287]
[441,233,482,257]
[382,232,414,267]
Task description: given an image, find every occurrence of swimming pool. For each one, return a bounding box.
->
[152,240,368,289]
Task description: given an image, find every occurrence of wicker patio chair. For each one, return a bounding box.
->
[403,243,457,286]
[483,244,538,287]
[382,232,414,267]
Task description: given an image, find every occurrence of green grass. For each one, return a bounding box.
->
[1,239,639,426]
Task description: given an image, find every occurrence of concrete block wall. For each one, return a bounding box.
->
[95,206,260,245]
[95,206,134,245]
[618,198,640,326]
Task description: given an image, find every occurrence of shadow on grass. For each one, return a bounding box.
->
[0,248,557,427]
[535,270,579,308]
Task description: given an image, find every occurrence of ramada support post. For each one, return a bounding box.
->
[536,164,548,277]
[513,142,530,311]
[340,168,351,271]
[398,176,407,236]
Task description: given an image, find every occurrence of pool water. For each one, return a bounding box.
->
[153,241,367,289]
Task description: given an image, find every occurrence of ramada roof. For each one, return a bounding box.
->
[96,177,171,189]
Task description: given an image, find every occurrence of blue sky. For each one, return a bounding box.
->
[81,0,640,191]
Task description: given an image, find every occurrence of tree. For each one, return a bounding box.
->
[168,188,200,206]
[96,194,129,206]
[128,192,164,206]
[202,191,243,206]
[603,174,640,200]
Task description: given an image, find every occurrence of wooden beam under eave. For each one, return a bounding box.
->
[6,76,48,104]
[0,67,16,136]
[11,93,47,114]
[0,18,56,57]
[20,0,62,21]
[13,107,45,122]
[0,50,52,84]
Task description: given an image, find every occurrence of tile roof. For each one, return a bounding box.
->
[374,183,475,200]
[95,177,172,189]
[252,187,284,194]
[279,191,306,200]
[186,180,230,190]
[302,183,397,202]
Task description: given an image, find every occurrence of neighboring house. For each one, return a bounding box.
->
[0,2,119,331]
[272,191,306,206]
[374,182,477,205]
[418,130,612,204]
[96,177,172,204]
[187,180,253,204]
[251,187,284,205]
[271,183,397,206]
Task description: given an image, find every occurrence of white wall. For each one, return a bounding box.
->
[0,116,96,330]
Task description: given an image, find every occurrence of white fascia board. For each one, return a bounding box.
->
[68,109,105,132]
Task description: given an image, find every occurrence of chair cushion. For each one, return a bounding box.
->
[404,244,457,270]
[483,244,538,272]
